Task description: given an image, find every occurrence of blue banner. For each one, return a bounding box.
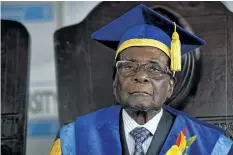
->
[1,3,54,22]
[27,120,59,137]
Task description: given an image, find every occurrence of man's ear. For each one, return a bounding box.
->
[113,79,121,103]
[167,79,174,98]
[113,74,122,103]
[113,79,117,97]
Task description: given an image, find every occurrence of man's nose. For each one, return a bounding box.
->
[132,70,149,84]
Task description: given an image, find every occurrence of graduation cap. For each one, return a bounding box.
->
[91,4,206,72]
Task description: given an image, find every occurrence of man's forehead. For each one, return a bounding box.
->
[119,46,169,63]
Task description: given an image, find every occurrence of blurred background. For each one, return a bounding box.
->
[1,1,233,155]
[1,1,100,155]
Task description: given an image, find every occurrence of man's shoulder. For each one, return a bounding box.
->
[60,104,121,130]
[75,104,122,123]
[164,105,225,133]
[60,122,75,133]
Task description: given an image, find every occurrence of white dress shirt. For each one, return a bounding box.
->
[122,108,163,155]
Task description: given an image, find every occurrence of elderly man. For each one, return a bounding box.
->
[50,4,232,155]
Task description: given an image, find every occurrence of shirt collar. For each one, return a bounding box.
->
[122,108,163,135]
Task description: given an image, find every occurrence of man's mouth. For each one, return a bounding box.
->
[130,91,151,96]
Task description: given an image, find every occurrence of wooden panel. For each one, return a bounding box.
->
[1,141,22,155]
[172,1,227,17]
[87,2,226,31]
[55,23,95,124]
[88,40,116,108]
[183,15,227,117]
[227,13,233,116]
[103,2,225,18]
[1,20,29,155]
[186,15,227,55]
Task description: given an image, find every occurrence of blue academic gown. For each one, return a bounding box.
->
[55,105,232,155]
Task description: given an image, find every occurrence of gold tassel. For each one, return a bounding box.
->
[170,22,181,71]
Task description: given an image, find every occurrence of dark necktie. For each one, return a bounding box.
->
[130,127,152,155]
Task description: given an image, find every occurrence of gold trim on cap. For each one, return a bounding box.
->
[115,39,171,60]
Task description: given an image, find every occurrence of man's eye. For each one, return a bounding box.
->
[124,64,135,70]
[148,66,160,72]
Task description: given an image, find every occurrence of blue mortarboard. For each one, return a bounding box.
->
[91,4,206,71]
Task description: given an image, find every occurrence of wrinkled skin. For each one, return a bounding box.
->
[113,46,174,125]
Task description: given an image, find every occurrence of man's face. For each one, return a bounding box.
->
[113,46,174,111]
